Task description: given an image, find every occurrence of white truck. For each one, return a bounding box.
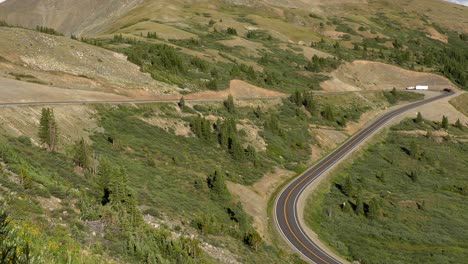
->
[406,85,429,90]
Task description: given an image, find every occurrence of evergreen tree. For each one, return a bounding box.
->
[441,115,449,130]
[244,229,262,251]
[455,119,463,130]
[245,145,259,166]
[38,108,58,152]
[38,108,50,147]
[415,112,423,123]
[391,87,397,97]
[224,95,236,114]
[342,176,355,197]
[48,109,58,152]
[98,158,112,190]
[322,105,335,122]
[265,114,281,135]
[367,197,381,219]
[226,27,237,35]
[73,137,91,169]
[290,90,303,106]
[230,137,244,160]
[303,92,316,114]
[355,194,365,216]
[206,79,218,90]
[206,168,230,201]
[178,96,185,109]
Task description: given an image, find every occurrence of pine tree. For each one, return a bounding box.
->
[178,96,185,109]
[367,197,381,219]
[342,176,355,197]
[38,108,58,152]
[73,137,91,169]
[206,168,230,201]
[355,194,364,216]
[391,87,397,97]
[455,119,463,130]
[322,105,335,122]
[224,95,236,114]
[291,90,303,106]
[98,158,112,190]
[48,109,58,152]
[38,108,50,147]
[303,92,316,114]
[244,229,262,251]
[230,138,244,160]
[245,145,259,166]
[441,115,449,130]
[415,112,423,123]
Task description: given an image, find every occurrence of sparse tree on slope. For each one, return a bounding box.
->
[224,95,236,114]
[38,108,58,152]
[73,137,91,169]
[455,119,463,130]
[441,115,449,130]
[415,112,423,123]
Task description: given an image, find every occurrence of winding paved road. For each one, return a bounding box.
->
[274,91,454,264]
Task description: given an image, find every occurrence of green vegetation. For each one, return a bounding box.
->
[0,89,406,263]
[38,108,58,152]
[35,25,63,36]
[306,121,468,263]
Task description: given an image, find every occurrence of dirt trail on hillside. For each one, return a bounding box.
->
[321,60,456,91]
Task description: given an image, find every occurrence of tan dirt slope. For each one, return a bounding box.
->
[0,0,143,36]
[320,60,456,91]
[0,27,178,97]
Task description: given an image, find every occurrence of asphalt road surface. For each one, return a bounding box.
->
[274,91,454,264]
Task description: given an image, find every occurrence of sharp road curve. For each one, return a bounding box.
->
[274,91,454,264]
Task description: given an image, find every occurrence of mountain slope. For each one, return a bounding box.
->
[0,0,143,36]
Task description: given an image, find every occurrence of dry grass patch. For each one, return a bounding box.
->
[449,93,468,117]
[321,60,456,91]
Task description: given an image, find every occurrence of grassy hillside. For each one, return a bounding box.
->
[0,0,467,263]
[0,90,421,263]
[305,119,468,263]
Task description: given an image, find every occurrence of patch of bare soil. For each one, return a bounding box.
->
[186,79,285,100]
[425,27,448,43]
[311,128,348,149]
[37,196,62,211]
[227,168,295,242]
[237,119,266,151]
[397,130,448,137]
[321,60,456,91]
